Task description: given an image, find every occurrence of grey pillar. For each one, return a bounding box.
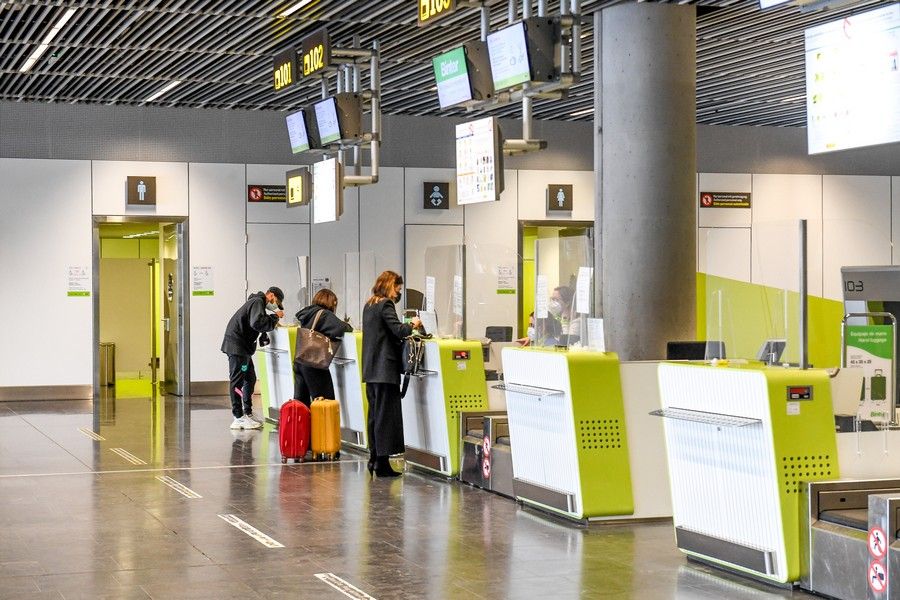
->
[594,3,696,361]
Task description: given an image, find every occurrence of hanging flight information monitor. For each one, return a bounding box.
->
[313,93,363,146]
[455,116,503,205]
[432,41,493,109]
[285,109,311,153]
[487,18,559,91]
[313,158,344,223]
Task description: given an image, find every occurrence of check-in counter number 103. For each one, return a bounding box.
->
[274,62,293,91]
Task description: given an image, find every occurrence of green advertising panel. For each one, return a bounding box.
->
[846,324,894,423]
[432,47,472,108]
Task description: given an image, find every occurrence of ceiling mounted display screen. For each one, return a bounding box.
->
[804,4,900,154]
[487,22,530,90]
[455,116,502,205]
[285,109,311,153]
[433,47,473,109]
[313,158,343,223]
[314,98,341,145]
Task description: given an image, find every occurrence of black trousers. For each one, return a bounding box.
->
[226,354,256,419]
[366,382,405,458]
[292,362,336,407]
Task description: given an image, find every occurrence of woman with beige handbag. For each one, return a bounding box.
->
[292,289,352,407]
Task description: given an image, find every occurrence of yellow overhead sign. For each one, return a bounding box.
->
[419,0,457,27]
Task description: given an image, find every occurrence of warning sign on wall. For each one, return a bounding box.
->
[699,191,751,209]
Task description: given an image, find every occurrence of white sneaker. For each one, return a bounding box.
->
[241,415,262,430]
[245,413,265,426]
[230,417,245,430]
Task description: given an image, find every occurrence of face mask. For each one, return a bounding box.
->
[266,303,280,313]
[548,299,562,317]
[527,326,535,340]
[394,292,403,304]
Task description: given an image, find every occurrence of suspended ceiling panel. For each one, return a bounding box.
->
[0,0,894,126]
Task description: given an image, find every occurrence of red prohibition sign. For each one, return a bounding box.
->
[700,193,713,207]
[870,560,887,594]
[249,187,263,201]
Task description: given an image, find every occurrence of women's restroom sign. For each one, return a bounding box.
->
[846,325,894,425]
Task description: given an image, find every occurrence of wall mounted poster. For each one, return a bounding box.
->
[845,324,894,424]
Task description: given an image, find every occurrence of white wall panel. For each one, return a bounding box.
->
[246,223,310,324]
[698,227,751,282]
[822,175,891,301]
[698,173,752,228]
[893,177,900,265]
[246,163,309,224]
[359,167,404,274]
[311,187,359,318]
[464,170,519,338]
[188,163,247,381]
[404,167,463,225]
[0,159,93,386]
[517,170,594,222]
[404,224,464,306]
[92,160,188,216]
[751,174,823,296]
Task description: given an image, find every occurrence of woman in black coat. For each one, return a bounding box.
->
[362,271,421,477]
[293,288,352,406]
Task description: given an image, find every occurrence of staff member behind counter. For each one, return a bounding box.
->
[293,288,352,407]
[362,271,421,478]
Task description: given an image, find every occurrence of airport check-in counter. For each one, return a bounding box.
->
[330,331,367,450]
[656,362,840,585]
[401,338,489,477]
[255,325,298,424]
[499,347,672,522]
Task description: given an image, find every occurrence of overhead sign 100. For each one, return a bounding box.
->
[419,0,457,26]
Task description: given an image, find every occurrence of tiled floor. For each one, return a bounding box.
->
[0,392,815,599]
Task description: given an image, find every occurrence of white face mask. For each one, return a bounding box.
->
[266,303,280,313]
[548,299,563,317]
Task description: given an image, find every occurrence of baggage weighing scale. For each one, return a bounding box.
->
[655,362,839,585]
[500,347,635,521]
[401,338,489,477]
[330,331,368,450]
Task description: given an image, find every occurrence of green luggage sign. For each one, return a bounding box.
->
[846,325,894,423]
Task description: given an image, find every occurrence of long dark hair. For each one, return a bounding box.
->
[366,271,403,306]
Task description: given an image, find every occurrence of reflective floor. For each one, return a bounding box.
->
[0,392,816,599]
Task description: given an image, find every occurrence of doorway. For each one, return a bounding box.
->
[518,221,594,337]
[93,217,188,397]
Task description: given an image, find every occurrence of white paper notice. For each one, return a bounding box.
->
[192,266,214,296]
[535,275,549,318]
[497,265,515,294]
[425,276,436,312]
[312,276,331,293]
[452,275,463,316]
[587,318,605,352]
[67,266,90,297]
[576,267,593,315]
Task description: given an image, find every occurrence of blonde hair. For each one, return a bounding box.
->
[366,271,403,306]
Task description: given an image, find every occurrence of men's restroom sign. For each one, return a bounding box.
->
[424,181,449,209]
[870,526,887,559]
[547,183,573,212]
[127,176,157,206]
[869,560,887,594]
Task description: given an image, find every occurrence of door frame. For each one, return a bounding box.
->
[92,216,190,397]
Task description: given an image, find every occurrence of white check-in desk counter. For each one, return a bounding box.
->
[499,347,672,522]
[330,331,367,450]
[255,325,297,424]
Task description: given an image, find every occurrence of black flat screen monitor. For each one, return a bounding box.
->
[757,339,786,364]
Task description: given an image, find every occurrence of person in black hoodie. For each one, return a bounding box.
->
[221,286,284,430]
[362,271,421,478]
[293,288,352,406]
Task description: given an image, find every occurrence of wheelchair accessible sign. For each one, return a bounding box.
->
[845,325,894,425]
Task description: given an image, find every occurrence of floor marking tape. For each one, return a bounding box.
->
[77,427,105,441]
[155,475,202,499]
[110,447,147,465]
[315,573,377,600]
[218,514,284,548]
[0,458,366,479]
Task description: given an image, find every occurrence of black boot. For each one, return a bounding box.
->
[367,451,376,476]
[374,456,401,478]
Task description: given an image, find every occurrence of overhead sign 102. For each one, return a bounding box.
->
[419,0,457,26]
[302,28,331,77]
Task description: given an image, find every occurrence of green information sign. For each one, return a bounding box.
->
[846,324,894,423]
[432,47,471,109]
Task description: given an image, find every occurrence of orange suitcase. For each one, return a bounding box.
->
[310,397,341,460]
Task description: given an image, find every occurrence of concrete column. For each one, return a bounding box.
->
[594,3,696,361]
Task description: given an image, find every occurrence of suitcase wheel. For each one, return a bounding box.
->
[281,457,287,464]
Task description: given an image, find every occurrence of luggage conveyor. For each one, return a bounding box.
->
[401,338,489,477]
[459,410,514,498]
[802,479,900,599]
[330,331,367,451]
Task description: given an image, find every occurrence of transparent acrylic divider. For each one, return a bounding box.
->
[342,251,377,329]
[465,241,522,343]
[423,244,465,339]
[533,234,596,350]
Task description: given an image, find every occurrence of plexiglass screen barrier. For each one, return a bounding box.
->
[422,244,465,339]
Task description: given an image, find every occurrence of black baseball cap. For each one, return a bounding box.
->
[267,286,285,309]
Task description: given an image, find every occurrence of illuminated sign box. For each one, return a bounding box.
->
[455,116,504,205]
[273,48,297,92]
[313,93,363,146]
[487,18,559,91]
[286,167,311,208]
[301,28,331,78]
[432,41,493,109]
[313,158,344,223]
[418,0,457,27]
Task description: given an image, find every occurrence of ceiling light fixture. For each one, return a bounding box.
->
[569,107,594,117]
[145,80,182,103]
[19,7,76,73]
[278,0,314,18]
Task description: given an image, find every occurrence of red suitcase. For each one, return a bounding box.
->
[279,400,311,463]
